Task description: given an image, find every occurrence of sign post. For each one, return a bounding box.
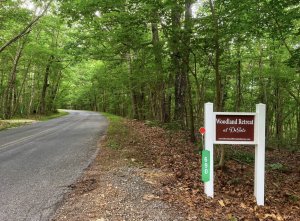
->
[203,102,266,205]
[204,103,214,197]
[255,104,266,206]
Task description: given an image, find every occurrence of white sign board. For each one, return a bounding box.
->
[204,103,266,206]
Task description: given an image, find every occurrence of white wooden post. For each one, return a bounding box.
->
[254,103,266,205]
[204,103,214,197]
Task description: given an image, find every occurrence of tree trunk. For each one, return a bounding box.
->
[258,43,271,146]
[165,73,173,123]
[209,0,225,167]
[235,42,242,112]
[274,80,283,148]
[127,52,139,119]
[4,42,25,119]
[171,2,184,126]
[48,70,62,112]
[27,72,35,117]
[183,0,195,141]
[151,22,167,123]
[297,105,300,147]
[187,73,196,142]
[209,0,222,112]
[0,61,6,118]
[40,55,54,114]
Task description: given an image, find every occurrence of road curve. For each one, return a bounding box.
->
[0,110,108,221]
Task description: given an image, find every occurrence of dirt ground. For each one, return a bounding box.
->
[52,138,188,221]
[53,119,300,221]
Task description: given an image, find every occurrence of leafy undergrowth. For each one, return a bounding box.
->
[0,121,27,131]
[0,110,68,130]
[114,119,300,221]
[35,109,69,121]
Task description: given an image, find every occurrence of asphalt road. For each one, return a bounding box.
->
[0,110,108,221]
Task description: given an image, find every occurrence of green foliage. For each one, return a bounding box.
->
[107,140,120,150]
[231,150,255,164]
[0,110,68,130]
[288,194,299,203]
[267,163,288,172]
[37,110,69,121]
[1,0,300,151]
[144,120,161,127]
[102,112,128,150]
[0,121,27,131]
[101,112,123,123]
[0,1,72,118]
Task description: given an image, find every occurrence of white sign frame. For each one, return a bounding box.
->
[204,103,266,206]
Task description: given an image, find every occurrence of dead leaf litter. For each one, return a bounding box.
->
[53,119,300,221]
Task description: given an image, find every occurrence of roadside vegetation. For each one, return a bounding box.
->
[37,109,69,121]
[0,110,68,131]
[1,1,299,159]
[55,113,300,220]
[1,1,299,219]
[102,113,300,220]
[101,113,128,151]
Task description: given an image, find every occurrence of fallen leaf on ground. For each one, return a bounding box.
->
[219,200,225,207]
[143,194,160,201]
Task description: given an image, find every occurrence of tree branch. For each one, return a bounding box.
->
[0,0,53,53]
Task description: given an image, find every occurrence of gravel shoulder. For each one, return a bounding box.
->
[52,136,188,221]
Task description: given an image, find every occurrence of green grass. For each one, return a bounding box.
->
[0,110,69,131]
[0,121,27,131]
[37,110,69,121]
[107,140,121,150]
[101,112,128,150]
[288,194,299,203]
[101,112,123,123]
[230,150,255,164]
[267,163,289,172]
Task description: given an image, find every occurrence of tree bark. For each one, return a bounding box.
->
[274,81,283,148]
[297,106,300,147]
[183,0,195,141]
[208,0,222,112]
[4,41,25,119]
[151,22,167,123]
[235,42,242,112]
[27,72,35,117]
[171,2,184,126]
[0,61,6,118]
[13,60,31,116]
[48,70,62,112]
[187,73,196,142]
[40,55,54,114]
[209,0,225,167]
[127,51,139,119]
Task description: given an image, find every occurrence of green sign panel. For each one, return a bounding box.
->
[202,150,210,182]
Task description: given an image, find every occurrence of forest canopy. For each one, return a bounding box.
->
[0,0,299,153]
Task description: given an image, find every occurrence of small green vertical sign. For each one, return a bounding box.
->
[202,150,210,182]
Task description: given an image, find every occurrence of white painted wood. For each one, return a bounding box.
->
[203,103,266,206]
[204,103,214,197]
[214,112,256,116]
[254,103,266,206]
[214,140,256,145]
